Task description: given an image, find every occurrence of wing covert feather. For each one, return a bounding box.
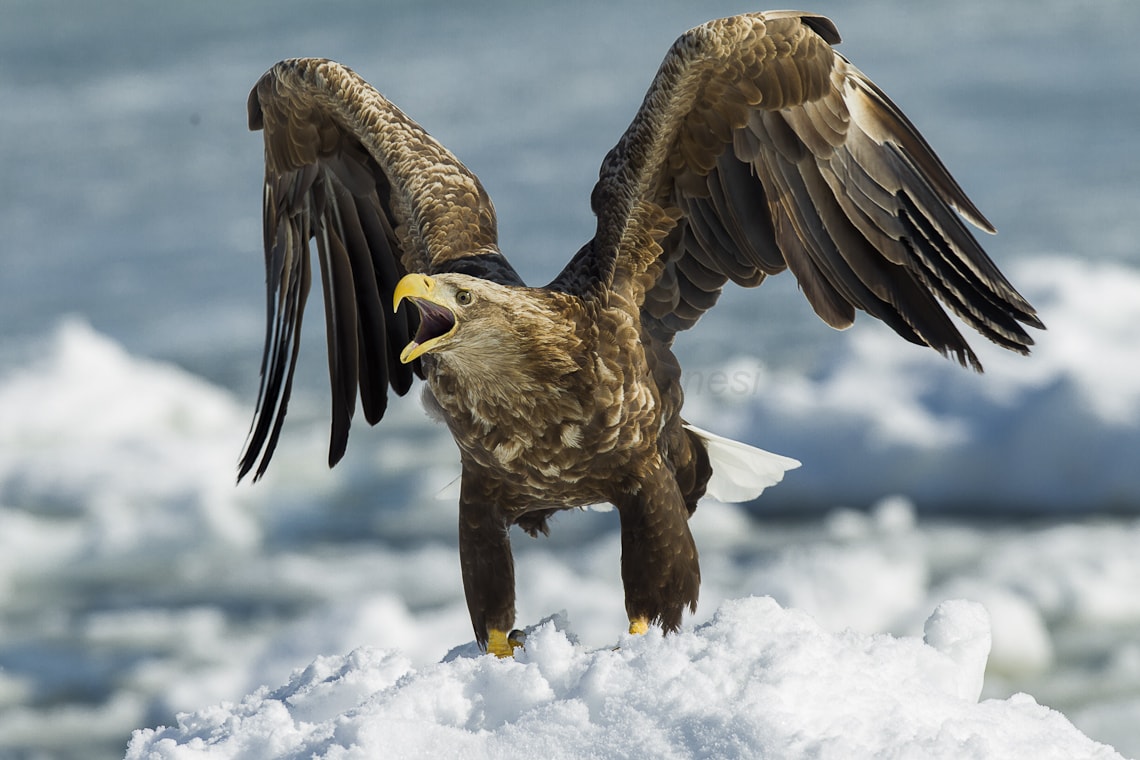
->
[239,58,519,480]
[240,14,1044,482]
[554,11,1041,370]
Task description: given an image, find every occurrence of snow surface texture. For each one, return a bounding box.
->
[2,262,1140,758]
[127,598,1120,760]
[2,2,1139,757]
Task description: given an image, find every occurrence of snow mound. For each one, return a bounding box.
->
[0,318,260,553]
[126,597,1121,760]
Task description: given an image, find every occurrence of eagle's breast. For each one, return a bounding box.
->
[421,300,661,509]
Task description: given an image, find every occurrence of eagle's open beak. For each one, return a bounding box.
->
[393,274,458,363]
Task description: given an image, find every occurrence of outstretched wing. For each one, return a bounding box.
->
[553,11,1042,368]
[240,58,521,480]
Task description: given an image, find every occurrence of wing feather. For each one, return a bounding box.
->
[239,58,521,480]
[326,179,387,426]
[313,188,360,467]
[705,161,780,277]
[553,11,1041,370]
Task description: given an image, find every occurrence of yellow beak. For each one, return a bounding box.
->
[392,273,437,312]
[393,274,457,364]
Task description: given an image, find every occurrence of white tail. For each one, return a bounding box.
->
[684,423,801,503]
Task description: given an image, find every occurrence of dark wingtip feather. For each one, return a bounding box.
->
[247,80,265,132]
[798,14,841,45]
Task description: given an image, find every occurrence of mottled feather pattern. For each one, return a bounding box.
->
[255,58,501,272]
[421,282,662,508]
[562,12,1040,373]
[240,12,1041,646]
[240,58,525,480]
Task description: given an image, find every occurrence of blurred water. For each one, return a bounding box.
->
[4,0,1138,378]
[1,1,1138,758]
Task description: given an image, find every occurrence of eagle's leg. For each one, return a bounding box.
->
[615,461,700,634]
[458,484,519,657]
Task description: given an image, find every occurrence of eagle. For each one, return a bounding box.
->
[238,11,1041,657]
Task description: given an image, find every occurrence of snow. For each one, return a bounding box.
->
[0,318,259,552]
[1,293,1139,758]
[2,2,1138,757]
[126,598,1120,760]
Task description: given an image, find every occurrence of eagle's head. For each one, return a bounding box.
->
[393,273,470,364]
[393,273,584,388]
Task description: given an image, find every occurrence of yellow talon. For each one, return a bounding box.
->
[487,628,525,658]
[628,617,649,636]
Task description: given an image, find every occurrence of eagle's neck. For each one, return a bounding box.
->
[421,293,660,496]
[424,292,593,432]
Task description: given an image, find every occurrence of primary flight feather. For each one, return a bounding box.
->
[239,10,1041,655]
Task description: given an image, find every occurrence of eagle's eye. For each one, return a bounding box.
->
[455,289,473,306]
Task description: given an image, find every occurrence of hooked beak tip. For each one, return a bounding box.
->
[393,273,436,312]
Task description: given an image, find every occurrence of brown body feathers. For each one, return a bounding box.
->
[240,12,1041,650]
